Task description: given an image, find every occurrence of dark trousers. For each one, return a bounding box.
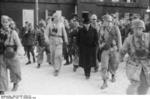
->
[25,46,35,62]
[63,44,72,63]
[84,66,91,77]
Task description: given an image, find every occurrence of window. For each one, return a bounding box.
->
[112,0,119,2]
[96,0,104,2]
[99,0,104,2]
[123,0,136,3]
[130,0,136,3]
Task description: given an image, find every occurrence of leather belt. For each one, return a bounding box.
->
[49,34,62,38]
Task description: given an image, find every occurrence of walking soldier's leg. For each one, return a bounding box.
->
[53,45,63,76]
[6,56,21,91]
[36,46,44,68]
[84,66,91,79]
[26,46,31,65]
[127,80,140,95]
[100,50,110,89]
[137,69,149,95]
[109,51,120,82]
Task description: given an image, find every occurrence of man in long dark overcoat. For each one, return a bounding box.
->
[77,12,98,79]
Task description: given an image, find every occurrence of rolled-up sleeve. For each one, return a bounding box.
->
[120,36,130,60]
[13,30,24,54]
[115,26,122,51]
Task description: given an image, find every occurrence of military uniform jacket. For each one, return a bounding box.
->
[120,33,150,83]
[45,22,68,46]
[99,25,122,51]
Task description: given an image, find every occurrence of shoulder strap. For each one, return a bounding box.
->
[9,30,16,46]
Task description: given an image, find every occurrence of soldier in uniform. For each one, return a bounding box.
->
[99,14,122,89]
[69,19,80,72]
[120,19,150,95]
[36,20,50,68]
[45,11,68,76]
[23,23,36,65]
[63,19,72,65]
[7,19,23,91]
[0,15,9,95]
[77,11,99,79]
[1,15,23,91]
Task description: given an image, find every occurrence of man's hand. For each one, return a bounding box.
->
[99,43,105,49]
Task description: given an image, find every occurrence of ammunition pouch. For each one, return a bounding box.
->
[4,45,17,59]
[135,49,148,58]
[0,43,5,54]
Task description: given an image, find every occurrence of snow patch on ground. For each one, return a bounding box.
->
[5,55,150,95]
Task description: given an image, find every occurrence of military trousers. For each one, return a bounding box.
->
[50,44,63,71]
[126,69,150,95]
[5,55,21,84]
[0,55,8,91]
[37,46,50,65]
[101,49,120,80]
[126,59,150,95]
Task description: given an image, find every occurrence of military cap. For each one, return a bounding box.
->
[102,14,113,22]
[132,19,145,30]
[91,14,97,20]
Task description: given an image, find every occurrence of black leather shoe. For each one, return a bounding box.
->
[64,62,70,65]
[100,83,108,90]
[37,64,41,69]
[85,76,90,80]
[54,70,59,77]
[12,83,19,91]
[111,74,116,83]
[73,65,78,72]
[26,61,31,65]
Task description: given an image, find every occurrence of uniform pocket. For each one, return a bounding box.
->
[126,62,142,81]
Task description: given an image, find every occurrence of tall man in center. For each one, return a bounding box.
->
[99,14,122,89]
[45,11,68,76]
[77,12,99,79]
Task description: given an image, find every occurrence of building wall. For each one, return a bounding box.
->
[0,0,149,29]
[0,0,75,29]
[78,0,148,19]
[0,2,35,29]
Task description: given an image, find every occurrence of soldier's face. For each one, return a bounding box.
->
[2,19,10,29]
[133,27,143,35]
[73,21,79,28]
[103,20,112,26]
[91,18,97,24]
[10,22,16,29]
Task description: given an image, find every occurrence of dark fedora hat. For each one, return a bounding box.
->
[82,11,90,24]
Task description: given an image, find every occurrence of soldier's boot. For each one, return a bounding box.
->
[26,61,31,65]
[70,56,73,64]
[12,83,19,91]
[49,62,52,65]
[54,70,59,77]
[37,64,41,69]
[86,76,90,80]
[0,91,4,95]
[101,80,108,90]
[73,65,78,72]
[33,57,36,63]
[111,74,116,83]
[64,60,70,65]
[85,73,90,80]
[94,67,99,73]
